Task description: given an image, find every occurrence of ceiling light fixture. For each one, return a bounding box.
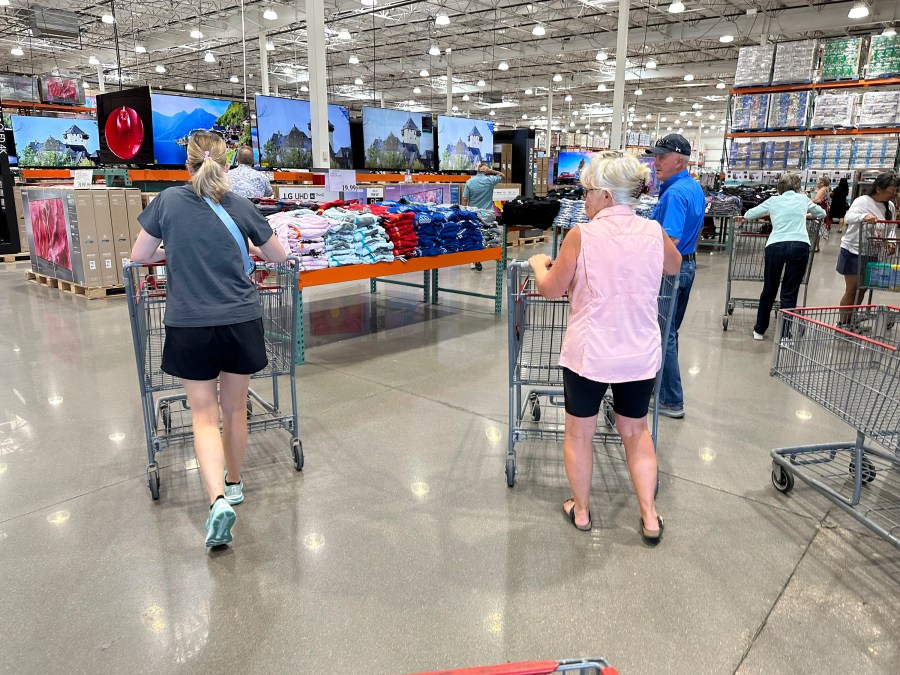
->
[498,61,509,70]
[361,0,378,6]
[300,85,308,92]
[597,83,607,91]
[337,28,352,40]
[646,60,657,70]
[185,83,195,91]
[719,34,734,43]
[284,66,293,75]
[848,2,869,19]
[661,116,667,122]
[477,79,486,87]
[669,2,685,14]
[420,68,430,77]
[564,94,572,101]
[462,94,470,101]
[665,96,674,102]
[882,26,897,37]
[429,44,440,56]
[687,120,693,126]
[522,114,528,119]
[435,12,450,26]
[10,46,24,57]
[135,45,147,54]
[354,76,363,85]
[540,106,547,112]
[596,51,608,61]
[489,110,495,116]
[155,65,167,73]
[452,105,459,112]
[684,73,695,81]
[552,73,562,82]
[532,24,546,36]
[190,29,203,39]
[230,75,239,83]
[101,13,115,24]
[716,82,726,89]
[635,88,643,95]
[525,88,533,95]
[266,41,275,51]
[349,55,359,64]
[88,55,100,65]
[413,86,422,93]
[204,51,216,63]
[263,8,278,20]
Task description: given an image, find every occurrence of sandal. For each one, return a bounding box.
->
[641,516,665,545]
[563,498,592,531]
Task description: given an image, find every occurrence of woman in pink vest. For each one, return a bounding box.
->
[529,152,681,543]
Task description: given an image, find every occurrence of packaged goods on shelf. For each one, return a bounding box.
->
[734,44,775,87]
[730,94,771,131]
[767,91,811,129]
[728,139,765,170]
[850,135,900,169]
[763,140,806,170]
[857,90,900,127]
[865,34,900,79]
[810,93,858,128]
[807,138,854,168]
[821,37,864,81]
[771,40,818,85]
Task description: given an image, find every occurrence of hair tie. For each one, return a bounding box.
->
[203,151,210,160]
[632,176,648,199]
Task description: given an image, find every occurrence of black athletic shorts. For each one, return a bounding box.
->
[562,367,655,419]
[162,318,268,381]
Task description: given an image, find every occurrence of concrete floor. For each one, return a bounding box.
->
[0,233,898,674]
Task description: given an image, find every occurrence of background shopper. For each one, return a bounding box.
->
[738,173,825,341]
[644,134,705,419]
[830,177,850,234]
[528,152,681,543]
[229,145,274,199]
[130,131,286,548]
[811,176,830,251]
[462,163,505,271]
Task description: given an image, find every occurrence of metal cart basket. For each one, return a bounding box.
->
[769,305,900,549]
[505,260,678,487]
[722,218,820,331]
[406,657,617,675]
[857,219,899,300]
[124,259,303,500]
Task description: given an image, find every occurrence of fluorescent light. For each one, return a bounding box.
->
[848,2,869,19]
[88,55,100,65]
[553,73,562,82]
[646,60,657,70]
[413,86,422,94]
[300,85,308,91]
[10,47,23,56]
[349,55,359,64]
[719,34,734,43]
[452,105,458,112]
[883,26,897,37]
[190,29,203,39]
[354,76,363,85]
[155,65,167,73]
[429,44,440,56]
[597,84,607,91]
[230,75,239,83]
[135,44,147,54]
[635,88,643,96]
[596,51,608,61]
[337,28,352,40]
[522,114,528,119]
[661,116,667,122]
[716,82,726,89]
[498,61,508,70]
[532,24,545,36]
[101,13,115,24]
[420,68,430,77]
[204,51,216,63]
[185,83,195,91]
[564,94,572,101]
[0,0,10,6]
[669,2,685,13]
[462,94,470,101]
[263,8,278,20]
[477,79,486,87]
[266,41,275,51]
[435,12,450,26]
[665,96,674,102]
[489,110,495,116]
[525,88,533,95]
[361,0,378,5]
[684,73,694,81]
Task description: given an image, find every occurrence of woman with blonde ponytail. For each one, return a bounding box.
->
[131,130,286,549]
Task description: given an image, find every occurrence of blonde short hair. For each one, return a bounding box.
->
[580,151,650,207]
[186,131,231,203]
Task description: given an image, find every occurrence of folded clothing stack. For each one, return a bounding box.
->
[552,198,587,235]
[322,207,394,267]
[635,195,659,220]
[705,193,743,217]
[473,208,502,248]
[436,206,484,254]
[349,203,418,259]
[267,210,330,271]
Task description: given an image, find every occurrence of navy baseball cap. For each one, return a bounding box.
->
[645,133,692,157]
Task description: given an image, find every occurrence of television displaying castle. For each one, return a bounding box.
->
[11,115,99,167]
[362,107,434,171]
[255,96,352,169]
[437,115,494,171]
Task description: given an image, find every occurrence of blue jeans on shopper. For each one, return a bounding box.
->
[754,241,810,337]
[659,258,696,409]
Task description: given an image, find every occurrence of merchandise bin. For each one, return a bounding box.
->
[734,44,775,87]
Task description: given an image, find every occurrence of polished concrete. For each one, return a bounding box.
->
[1,235,898,673]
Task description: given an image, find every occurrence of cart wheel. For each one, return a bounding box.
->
[147,465,160,500]
[291,438,304,471]
[246,398,253,420]
[849,457,876,484]
[531,400,541,422]
[506,456,516,487]
[771,463,794,493]
[727,303,735,316]
[722,316,729,331]
[159,403,171,434]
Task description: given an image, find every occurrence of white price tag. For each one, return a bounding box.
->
[366,187,384,199]
[326,169,358,192]
[71,170,93,188]
[492,188,519,202]
[277,186,341,202]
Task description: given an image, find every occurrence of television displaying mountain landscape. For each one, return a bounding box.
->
[362,107,434,171]
[9,114,98,167]
[150,93,250,166]
[255,95,352,169]
[437,115,494,171]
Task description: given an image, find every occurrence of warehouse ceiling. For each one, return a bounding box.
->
[1,0,898,141]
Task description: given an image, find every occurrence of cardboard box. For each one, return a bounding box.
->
[73,190,103,287]
[108,189,131,279]
[125,190,145,248]
[92,190,119,286]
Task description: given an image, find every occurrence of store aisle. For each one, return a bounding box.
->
[0,240,897,674]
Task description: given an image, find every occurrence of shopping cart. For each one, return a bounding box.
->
[124,258,303,500]
[769,305,900,550]
[406,657,617,675]
[505,260,678,487]
[857,219,899,300]
[721,218,820,331]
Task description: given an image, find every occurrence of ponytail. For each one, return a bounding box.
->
[186,131,231,203]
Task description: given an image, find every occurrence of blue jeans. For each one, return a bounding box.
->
[659,259,695,409]
[755,241,810,336]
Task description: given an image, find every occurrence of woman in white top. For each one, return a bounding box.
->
[836,172,899,323]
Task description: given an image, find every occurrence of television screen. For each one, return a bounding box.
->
[97,86,154,165]
[0,74,40,103]
[1,113,17,166]
[362,107,434,171]
[9,114,98,167]
[150,93,250,166]
[555,151,595,185]
[29,197,72,271]
[255,95,352,169]
[40,76,85,106]
[437,115,494,170]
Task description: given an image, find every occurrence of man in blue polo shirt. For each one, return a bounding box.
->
[646,134,705,419]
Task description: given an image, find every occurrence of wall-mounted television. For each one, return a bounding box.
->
[254,95,352,169]
[97,86,154,165]
[554,151,596,185]
[40,76,85,106]
[436,115,494,171]
[362,107,434,171]
[9,114,98,167]
[150,93,250,166]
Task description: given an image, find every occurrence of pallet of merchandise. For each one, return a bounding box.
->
[25,270,126,300]
[1,252,30,263]
[509,235,548,247]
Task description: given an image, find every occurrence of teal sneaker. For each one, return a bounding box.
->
[224,471,244,505]
[205,498,236,547]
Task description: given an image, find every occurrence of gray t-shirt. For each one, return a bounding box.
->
[138,185,274,327]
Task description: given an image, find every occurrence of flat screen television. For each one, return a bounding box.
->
[362,107,434,171]
[150,93,250,166]
[9,114,99,167]
[1,113,17,166]
[97,86,154,165]
[40,76,86,106]
[0,74,40,103]
[254,95,352,169]
[436,115,494,171]
[554,151,596,185]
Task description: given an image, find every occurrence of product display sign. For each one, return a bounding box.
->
[362,107,434,171]
[97,86,155,165]
[150,93,250,166]
[254,95,352,169]
[436,115,494,170]
[9,114,99,167]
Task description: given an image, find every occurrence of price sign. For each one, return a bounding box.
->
[71,170,93,188]
[326,169,358,192]
[366,187,384,200]
[492,188,520,202]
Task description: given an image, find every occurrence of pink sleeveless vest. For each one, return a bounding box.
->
[558,204,665,383]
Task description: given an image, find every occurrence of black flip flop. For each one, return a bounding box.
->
[563,499,592,531]
[641,516,665,545]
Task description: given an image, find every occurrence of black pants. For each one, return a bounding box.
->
[755,241,810,335]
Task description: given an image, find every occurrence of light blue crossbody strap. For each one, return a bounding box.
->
[203,196,253,276]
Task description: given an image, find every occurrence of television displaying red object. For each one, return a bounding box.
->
[97,86,154,165]
[40,76,86,105]
[29,198,72,271]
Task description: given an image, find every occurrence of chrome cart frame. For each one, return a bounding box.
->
[857,219,900,301]
[406,657,618,675]
[124,259,303,500]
